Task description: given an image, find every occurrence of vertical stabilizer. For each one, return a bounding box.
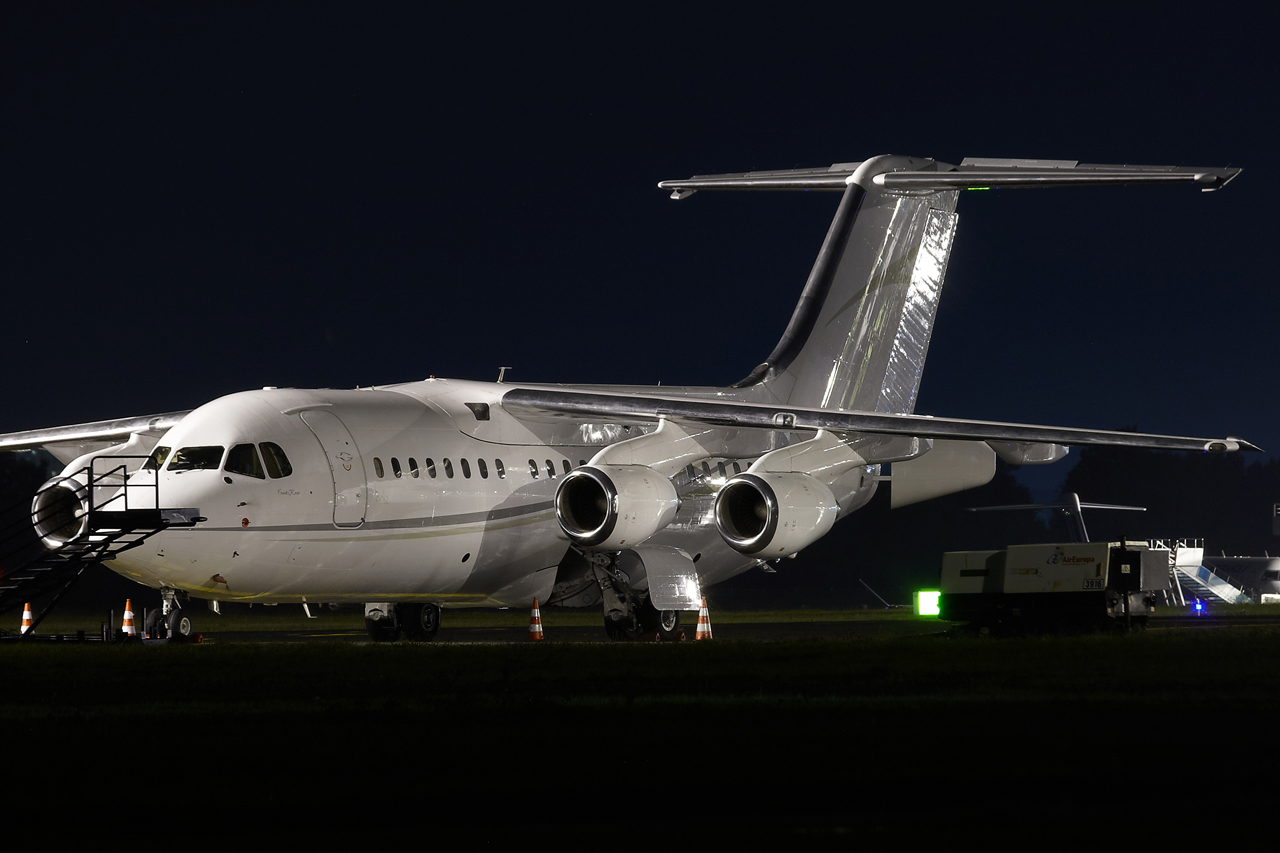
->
[731,157,959,413]
[656,155,1237,415]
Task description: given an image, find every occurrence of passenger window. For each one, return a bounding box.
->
[686,464,697,481]
[717,462,727,479]
[145,446,172,471]
[562,460,571,475]
[478,458,488,478]
[529,460,539,479]
[732,462,742,475]
[260,443,292,478]
[425,458,437,478]
[409,458,420,478]
[546,460,555,479]
[225,444,266,479]
[495,459,505,479]
[702,462,712,478]
[374,457,385,478]
[168,446,225,472]
[461,458,471,478]
[392,457,403,479]
[444,458,455,478]
[579,459,586,467]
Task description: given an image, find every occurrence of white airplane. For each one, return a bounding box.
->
[0,155,1253,641]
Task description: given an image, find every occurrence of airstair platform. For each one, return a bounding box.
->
[1149,539,1250,605]
[0,456,199,636]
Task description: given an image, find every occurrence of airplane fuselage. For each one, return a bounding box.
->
[103,379,796,606]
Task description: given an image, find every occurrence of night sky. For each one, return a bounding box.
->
[3,6,1275,499]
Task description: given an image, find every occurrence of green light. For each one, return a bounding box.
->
[915,590,941,617]
[967,186,991,191]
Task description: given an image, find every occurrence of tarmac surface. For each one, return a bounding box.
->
[143,609,1280,643]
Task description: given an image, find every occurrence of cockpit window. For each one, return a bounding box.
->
[168,446,225,472]
[144,446,172,471]
[260,443,293,478]
[225,444,266,479]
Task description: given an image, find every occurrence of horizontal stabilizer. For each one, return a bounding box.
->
[659,157,1241,197]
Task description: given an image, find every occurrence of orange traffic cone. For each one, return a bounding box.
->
[121,599,136,637]
[20,603,33,635]
[528,597,544,641]
[695,597,713,640]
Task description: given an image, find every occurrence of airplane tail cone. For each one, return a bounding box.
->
[695,597,713,641]
[121,599,136,637]
[20,603,33,635]
[528,597,544,641]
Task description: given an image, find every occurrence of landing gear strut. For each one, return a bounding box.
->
[587,551,680,641]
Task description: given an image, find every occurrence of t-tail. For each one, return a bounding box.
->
[659,156,1240,413]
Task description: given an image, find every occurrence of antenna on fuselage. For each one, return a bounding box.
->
[497,366,513,383]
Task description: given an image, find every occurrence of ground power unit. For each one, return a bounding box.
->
[940,542,1171,632]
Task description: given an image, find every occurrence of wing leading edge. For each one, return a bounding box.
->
[501,388,1259,454]
[0,411,190,460]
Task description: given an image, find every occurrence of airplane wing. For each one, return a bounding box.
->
[0,411,191,463]
[501,388,1259,453]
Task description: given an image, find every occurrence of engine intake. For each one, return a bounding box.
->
[555,465,678,550]
[32,477,90,548]
[714,472,838,556]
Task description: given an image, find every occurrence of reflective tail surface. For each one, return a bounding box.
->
[738,178,959,413]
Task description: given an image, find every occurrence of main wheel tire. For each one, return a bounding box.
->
[166,608,193,642]
[398,603,441,641]
[639,595,680,640]
[365,616,399,642]
[603,612,639,641]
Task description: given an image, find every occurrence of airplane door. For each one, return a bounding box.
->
[300,409,368,528]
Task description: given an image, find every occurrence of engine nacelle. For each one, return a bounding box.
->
[31,477,90,548]
[714,472,839,557]
[555,465,679,551]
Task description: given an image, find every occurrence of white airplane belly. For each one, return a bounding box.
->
[106,501,565,604]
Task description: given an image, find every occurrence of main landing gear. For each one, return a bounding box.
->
[591,552,680,641]
[364,602,442,642]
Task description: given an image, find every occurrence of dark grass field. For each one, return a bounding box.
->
[4,612,1280,843]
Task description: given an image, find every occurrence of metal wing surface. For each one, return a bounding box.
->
[0,411,191,462]
[501,388,1259,453]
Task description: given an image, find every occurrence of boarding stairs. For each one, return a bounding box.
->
[1148,538,1250,606]
[0,456,198,635]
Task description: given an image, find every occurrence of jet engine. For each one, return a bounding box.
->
[554,465,679,550]
[31,477,90,548]
[714,472,838,557]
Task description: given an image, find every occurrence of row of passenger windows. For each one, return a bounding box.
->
[146,443,294,479]
[372,456,583,481]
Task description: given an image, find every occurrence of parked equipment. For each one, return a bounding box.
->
[940,541,1171,631]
